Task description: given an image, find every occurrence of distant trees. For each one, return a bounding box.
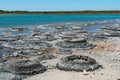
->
[0,10,120,14]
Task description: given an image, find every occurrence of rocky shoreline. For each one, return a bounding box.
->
[0,19,120,80]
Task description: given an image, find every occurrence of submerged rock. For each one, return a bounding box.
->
[89,33,108,41]
[57,55,101,71]
[72,26,87,33]
[59,32,78,40]
[11,28,28,32]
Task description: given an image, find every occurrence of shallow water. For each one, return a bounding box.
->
[0,14,120,27]
[0,14,120,35]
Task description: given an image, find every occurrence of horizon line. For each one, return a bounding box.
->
[1,10,120,14]
[1,10,120,12]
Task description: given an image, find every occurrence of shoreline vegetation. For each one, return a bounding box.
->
[0,10,120,14]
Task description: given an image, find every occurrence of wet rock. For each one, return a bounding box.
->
[11,50,37,57]
[12,77,23,80]
[0,53,10,62]
[23,37,41,44]
[37,55,56,61]
[0,72,16,80]
[59,32,78,40]
[57,48,72,54]
[101,25,120,37]
[39,36,47,41]
[30,42,48,50]
[0,36,17,42]
[3,39,47,50]
[16,34,29,40]
[2,59,47,75]
[72,26,82,30]
[40,33,57,41]
[101,26,120,31]
[11,28,28,32]
[44,33,56,41]
[73,29,87,33]
[72,26,87,33]
[91,33,108,41]
[45,43,53,48]
[55,25,69,32]
[57,38,95,49]
[33,27,41,32]
[13,50,31,56]
[106,32,120,37]
[32,32,41,36]
[3,40,31,50]
[0,47,11,62]
[57,55,101,71]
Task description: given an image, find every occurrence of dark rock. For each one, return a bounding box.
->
[57,48,72,54]
[12,77,23,80]
[16,34,29,40]
[45,43,53,48]
[0,72,16,80]
[106,32,120,37]
[0,37,17,42]
[37,55,56,61]
[0,32,17,42]
[2,59,47,75]
[32,32,41,36]
[101,26,120,37]
[11,28,28,32]
[56,38,95,49]
[13,50,34,56]
[0,53,10,62]
[3,40,30,50]
[91,33,108,41]
[60,32,78,40]
[57,55,101,71]
[101,26,120,31]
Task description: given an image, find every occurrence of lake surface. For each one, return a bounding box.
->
[0,14,120,27]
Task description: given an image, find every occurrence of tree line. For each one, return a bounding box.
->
[0,10,120,14]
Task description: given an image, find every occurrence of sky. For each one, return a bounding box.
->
[0,0,120,11]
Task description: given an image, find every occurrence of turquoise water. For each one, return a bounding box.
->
[0,14,120,27]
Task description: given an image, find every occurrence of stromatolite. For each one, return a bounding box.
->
[57,55,101,71]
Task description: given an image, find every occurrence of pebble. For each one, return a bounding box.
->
[109,64,112,67]
[105,48,108,51]
[83,70,89,75]
[101,73,104,75]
